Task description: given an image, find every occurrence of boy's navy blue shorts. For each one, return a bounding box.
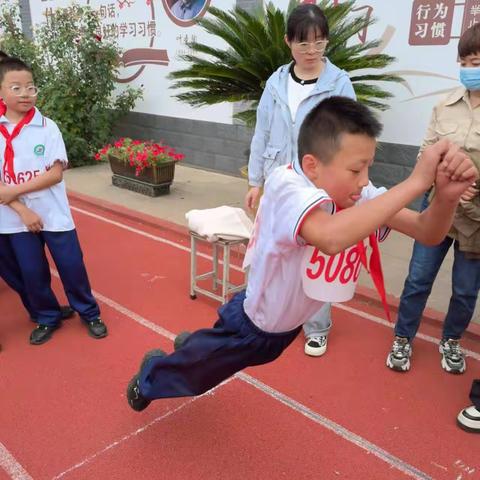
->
[139,291,301,399]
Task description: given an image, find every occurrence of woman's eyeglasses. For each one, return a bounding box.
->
[295,40,329,54]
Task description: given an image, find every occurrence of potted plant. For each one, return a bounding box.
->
[168,1,403,127]
[95,137,185,196]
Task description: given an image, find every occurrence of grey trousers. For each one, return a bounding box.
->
[303,302,332,338]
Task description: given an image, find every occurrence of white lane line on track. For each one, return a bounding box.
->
[49,270,432,480]
[71,204,480,361]
[50,380,232,480]
[0,442,33,480]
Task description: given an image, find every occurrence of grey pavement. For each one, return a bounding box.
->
[64,162,479,325]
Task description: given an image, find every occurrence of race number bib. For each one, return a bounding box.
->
[301,243,363,302]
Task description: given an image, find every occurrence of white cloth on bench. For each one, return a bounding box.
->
[186,206,253,242]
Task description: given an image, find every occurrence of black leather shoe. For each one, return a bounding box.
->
[30,324,59,345]
[86,318,108,339]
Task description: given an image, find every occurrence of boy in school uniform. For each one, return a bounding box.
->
[0,52,73,344]
[126,96,478,412]
[0,57,107,345]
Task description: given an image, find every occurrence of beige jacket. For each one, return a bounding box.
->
[421,87,480,255]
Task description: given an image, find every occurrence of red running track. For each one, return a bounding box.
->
[0,194,479,480]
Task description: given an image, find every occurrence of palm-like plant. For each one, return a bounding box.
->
[169,0,403,127]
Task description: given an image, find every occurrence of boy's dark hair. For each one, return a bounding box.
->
[0,51,9,62]
[286,4,329,42]
[298,96,382,165]
[458,23,480,58]
[0,57,33,84]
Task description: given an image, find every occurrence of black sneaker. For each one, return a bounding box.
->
[30,324,59,345]
[85,318,108,339]
[140,349,167,371]
[174,331,191,351]
[60,306,75,320]
[127,349,166,412]
[126,374,151,412]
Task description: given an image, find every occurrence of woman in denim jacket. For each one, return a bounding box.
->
[245,4,355,358]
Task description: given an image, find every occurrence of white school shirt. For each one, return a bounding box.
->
[0,108,75,233]
[243,164,388,333]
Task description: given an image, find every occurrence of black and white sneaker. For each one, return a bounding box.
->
[457,405,480,433]
[126,375,151,412]
[304,335,328,357]
[439,339,466,374]
[386,336,412,372]
[126,349,166,412]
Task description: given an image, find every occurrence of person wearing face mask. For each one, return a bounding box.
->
[386,23,480,375]
[245,4,356,358]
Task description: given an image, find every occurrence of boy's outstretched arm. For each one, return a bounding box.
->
[8,200,43,233]
[300,140,468,255]
[387,145,478,244]
[0,161,63,205]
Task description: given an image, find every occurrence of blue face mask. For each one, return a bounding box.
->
[460,66,480,91]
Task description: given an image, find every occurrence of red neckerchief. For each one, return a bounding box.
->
[0,100,5,117]
[0,107,36,184]
[357,234,391,321]
[334,204,390,321]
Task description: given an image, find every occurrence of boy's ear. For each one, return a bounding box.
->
[301,154,319,174]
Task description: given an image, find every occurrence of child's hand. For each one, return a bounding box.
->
[460,184,478,204]
[245,186,261,212]
[435,150,479,202]
[411,139,451,191]
[0,185,19,204]
[19,208,43,233]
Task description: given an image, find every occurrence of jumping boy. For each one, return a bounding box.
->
[126,97,478,411]
[0,57,107,345]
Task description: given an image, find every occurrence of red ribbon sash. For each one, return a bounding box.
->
[0,107,36,184]
[357,234,391,322]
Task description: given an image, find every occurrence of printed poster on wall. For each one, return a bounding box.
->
[280,0,473,147]
[28,0,235,123]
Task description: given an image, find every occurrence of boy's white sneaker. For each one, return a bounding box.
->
[304,335,327,357]
[457,405,480,433]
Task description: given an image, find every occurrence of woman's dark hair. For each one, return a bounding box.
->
[286,4,329,42]
[458,23,480,58]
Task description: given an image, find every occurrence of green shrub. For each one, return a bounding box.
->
[0,2,142,167]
